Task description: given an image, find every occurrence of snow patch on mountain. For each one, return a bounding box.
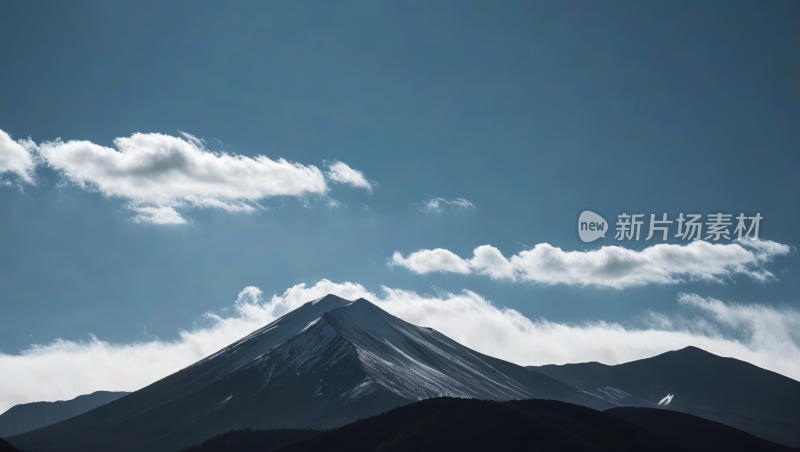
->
[214,395,232,410]
[596,387,632,401]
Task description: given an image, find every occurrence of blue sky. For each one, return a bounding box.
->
[1,0,799,409]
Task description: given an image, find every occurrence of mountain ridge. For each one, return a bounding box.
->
[529,346,800,447]
[0,391,130,438]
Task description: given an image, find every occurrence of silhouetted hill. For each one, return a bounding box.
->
[607,407,797,451]
[0,438,19,451]
[178,398,800,452]
[667,405,800,449]
[530,346,800,446]
[178,428,318,452]
[275,397,685,452]
[0,391,129,437]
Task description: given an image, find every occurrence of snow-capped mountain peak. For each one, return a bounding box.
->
[8,295,610,452]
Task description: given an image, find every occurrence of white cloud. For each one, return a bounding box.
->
[420,197,475,214]
[35,132,328,224]
[131,206,188,225]
[391,240,792,289]
[1,129,377,223]
[325,160,374,192]
[1,280,798,414]
[677,293,800,356]
[0,130,36,184]
[37,132,330,205]
[391,249,472,274]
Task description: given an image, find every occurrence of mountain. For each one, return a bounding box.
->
[179,429,319,452]
[0,391,129,438]
[0,438,19,452]
[276,397,685,452]
[529,346,800,447]
[607,407,796,452]
[7,295,611,452]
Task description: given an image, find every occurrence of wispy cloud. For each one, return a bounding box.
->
[0,130,36,185]
[676,293,800,355]
[325,160,375,193]
[131,206,188,225]
[0,129,376,224]
[1,280,798,413]
[391,240,792,289]
[419,197,475,214]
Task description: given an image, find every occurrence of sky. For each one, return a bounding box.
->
[0,0,799,412]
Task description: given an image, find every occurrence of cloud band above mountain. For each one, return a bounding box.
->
[1,279,798,413]
[391,240,792,289]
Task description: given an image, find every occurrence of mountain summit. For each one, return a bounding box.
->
[7,295,610,452]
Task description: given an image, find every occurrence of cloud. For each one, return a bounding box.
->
[420,198,475,214]
[0,130,36,184]
[32,131,331,224]
[1,280,798,413]
[391,248,472,274]
[325,160,374,192]
[677,293,800,355]
[1,129,377,223]
[391,240,792,288]
[131,206,188,225]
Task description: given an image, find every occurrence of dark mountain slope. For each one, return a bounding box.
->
[0,438,19,452]
[607,407,797,452]
[670,406,800,449]
[0,391,129,437]
[178,428,318,452]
